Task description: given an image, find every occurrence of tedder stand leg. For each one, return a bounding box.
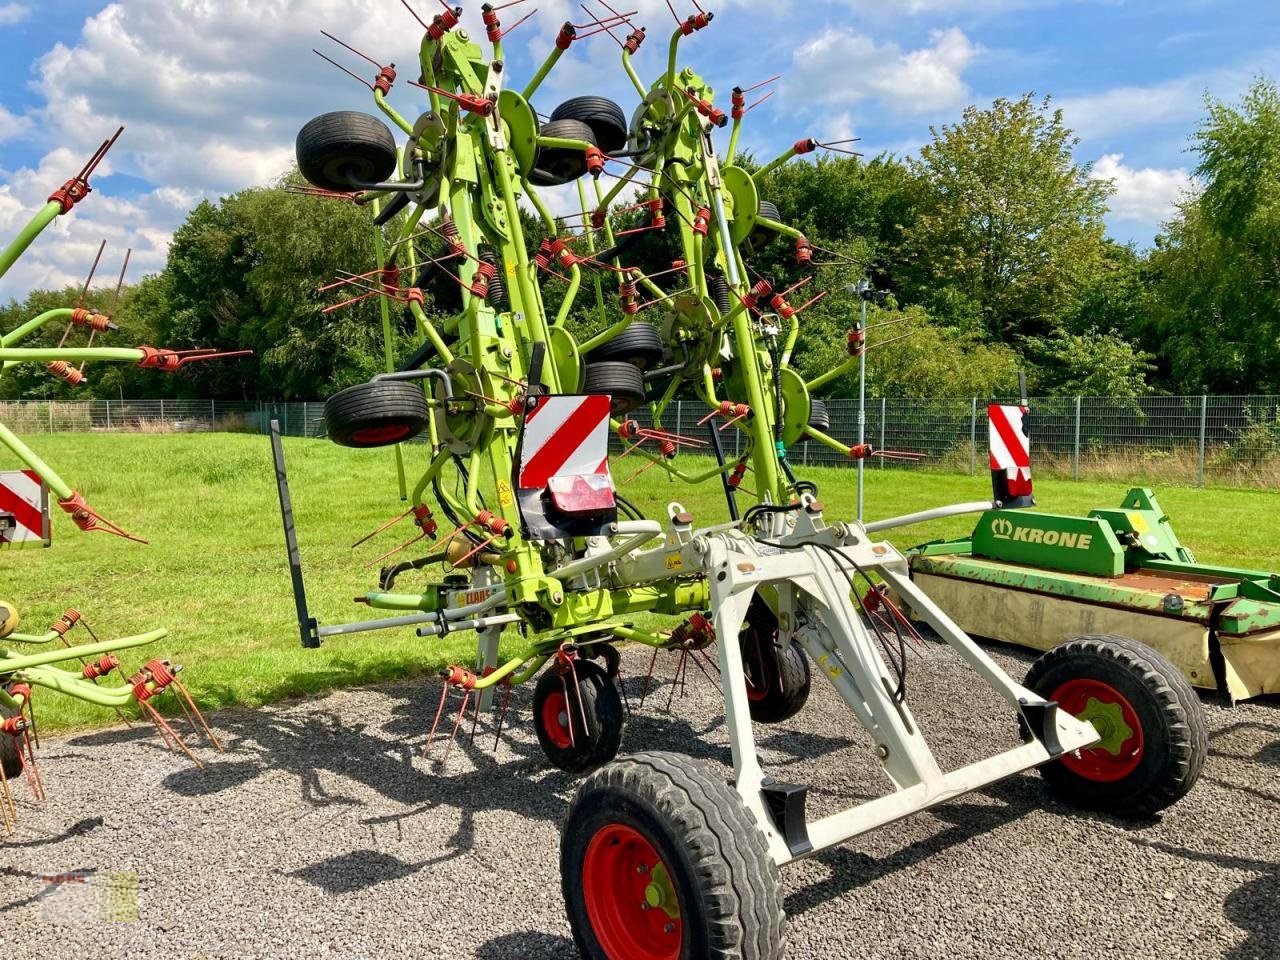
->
[270,419,319,648]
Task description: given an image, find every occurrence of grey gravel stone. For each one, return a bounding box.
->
[1,641,1276,959]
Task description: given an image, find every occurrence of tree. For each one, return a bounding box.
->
[901,94,1113,342]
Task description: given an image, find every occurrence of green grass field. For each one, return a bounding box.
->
[4,432,1278,732]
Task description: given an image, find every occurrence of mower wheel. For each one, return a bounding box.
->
[0,700,22,780]
[582,361,646,415]
[1026,634,1207,816]
[750,199,782,247]
[530,119,598,186]
[324,380,430,448]
[533,659,624,775]
[562,751,786,960]
[550,96,628,153]
[296,111,398,192]
[801,398,830,442]
[585,321,665,370]
[742,596,811,723]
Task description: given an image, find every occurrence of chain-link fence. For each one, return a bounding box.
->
[4,395,1279,488]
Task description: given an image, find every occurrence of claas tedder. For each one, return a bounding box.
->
[284,3,1209,955]
[0,130,245,831]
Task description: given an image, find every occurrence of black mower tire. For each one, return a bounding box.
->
[550,96,628,153]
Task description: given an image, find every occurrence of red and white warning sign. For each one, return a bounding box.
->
[988,404,1032,502]
[518,394,615,517]
[0,469,51,548]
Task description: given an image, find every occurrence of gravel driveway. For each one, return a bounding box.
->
[2,640,1277,960]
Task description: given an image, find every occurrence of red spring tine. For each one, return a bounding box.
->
[492,683,512,752]
[319,30,384,70]
[75,126,124,183]
[424,681,451,757]
[816,138,863,157]
[312,48,375,92]
[401,0,431,29]
[500,6,539,39]
[581,2,624,47]
[172,678,224,751]
[0,760,14,834]
[75,239,106,310]
[440,690,470,766]
[352,506,415,549]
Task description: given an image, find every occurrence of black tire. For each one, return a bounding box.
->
[741,596,811,723]
[530,119,597,186]
[1025,634,1207,816]
[533,659,624,775]
[585,322,664,370]
[324,380,430,449]
[1,699,22,781]
[562,751,785,960]
[801,398,829,442]
[582,361,646,416]
[550,96,628,153]
[750,199,782,247]
[296,111,397,192]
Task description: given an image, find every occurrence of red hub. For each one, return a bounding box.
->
[1052,678,1144,782]
[582,824,682,960]
[540,690,573,750]
[351,423,412,445]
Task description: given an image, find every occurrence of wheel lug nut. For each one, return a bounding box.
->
[636,864,648,874]
[664,922,676,934]
[640,902,649,911]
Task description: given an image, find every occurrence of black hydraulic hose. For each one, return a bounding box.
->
[707,419,739,521]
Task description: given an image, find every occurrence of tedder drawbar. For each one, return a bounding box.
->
[281,3,1208,955]
[0,130,247,832]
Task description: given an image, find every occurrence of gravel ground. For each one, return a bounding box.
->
[2,639,1277,960]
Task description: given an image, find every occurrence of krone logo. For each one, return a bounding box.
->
[991,517,1014,540]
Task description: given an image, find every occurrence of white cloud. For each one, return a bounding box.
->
[0,4,30,26]
[1093,153,1194,226]
[0,104,30,143]
[784,26,980,115]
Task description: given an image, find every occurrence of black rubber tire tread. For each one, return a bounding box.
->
[323,380,431,449]
[296,111,397,192]
[562,750,786,959]
[533,659,624,775]
[801,398,829,442]
[530,119,597,186]
[550,96,628,153]
[750,199,782,247]
[0,699,22,780]
[1025,634,1207,816]
[582,360,646,415]
[585,321,664,370]
[741,597,811,723]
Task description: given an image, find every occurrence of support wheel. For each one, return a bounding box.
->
[1026,634,1207,816]
[530,119,598,186]
[1,697,22,780]
[582,361,646,415]
[750,199,782,247]
[742,596,811,723]
[550,96,628,153]
[800,398,829,442]
[323,380,430,448]
[562,751,786,960]
[296,111,397,192]
[533,659,623,774]
[586,322,665,370]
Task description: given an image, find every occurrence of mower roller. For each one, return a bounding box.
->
[285,3,1208,955]
[0,132,243,830]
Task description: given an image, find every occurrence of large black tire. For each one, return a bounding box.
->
[585,322,664,370]
[562,751,786,960]
[550,96,628,153]
[750,199,782,248]
[741,596,811,723]
[582,361,646,416]
[1025,634,1207,816]
[530,119,597,186]
[1,699,22,780]
[533,659,624,775]
[296,111,397,192]
[323,380,430,449]
[800,398,829,443]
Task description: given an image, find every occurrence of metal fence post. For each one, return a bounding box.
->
[1073,396,1082,481]
[106,399,112,430]
[210,398,216,426]
[968,398,977,476]
[879,397,886,470]
[1198,394,1208,487]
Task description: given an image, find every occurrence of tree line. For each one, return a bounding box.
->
[3,79,1278,402]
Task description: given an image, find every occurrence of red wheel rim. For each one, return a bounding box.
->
[540,690,573,750]
[582,824,682,960]
[351,423,412,444]
[1051,678,1144,782]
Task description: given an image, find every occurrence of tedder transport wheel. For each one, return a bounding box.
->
[586,321,665,370]
[583,361,646,416]
[550,96,628,153]
[1026,634,1207,816]
[530,119,598,186]
[749,199,782,248]
[741,596,811,723]
[562,751,786,960]
[296,111,398,192]
[0,698,22,780]
[324,380,431,448]
[533,659,624,774]
[800,398,829,442]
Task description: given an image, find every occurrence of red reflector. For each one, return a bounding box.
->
[547,473,615,515]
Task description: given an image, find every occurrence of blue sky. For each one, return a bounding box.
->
[1,0,1277,298]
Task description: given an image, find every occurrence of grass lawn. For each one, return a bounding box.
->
[4,431,1278,732]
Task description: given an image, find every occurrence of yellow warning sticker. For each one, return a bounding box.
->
[665,554,684,571]
[496,478,514,507]
[1127,512,1149,533]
